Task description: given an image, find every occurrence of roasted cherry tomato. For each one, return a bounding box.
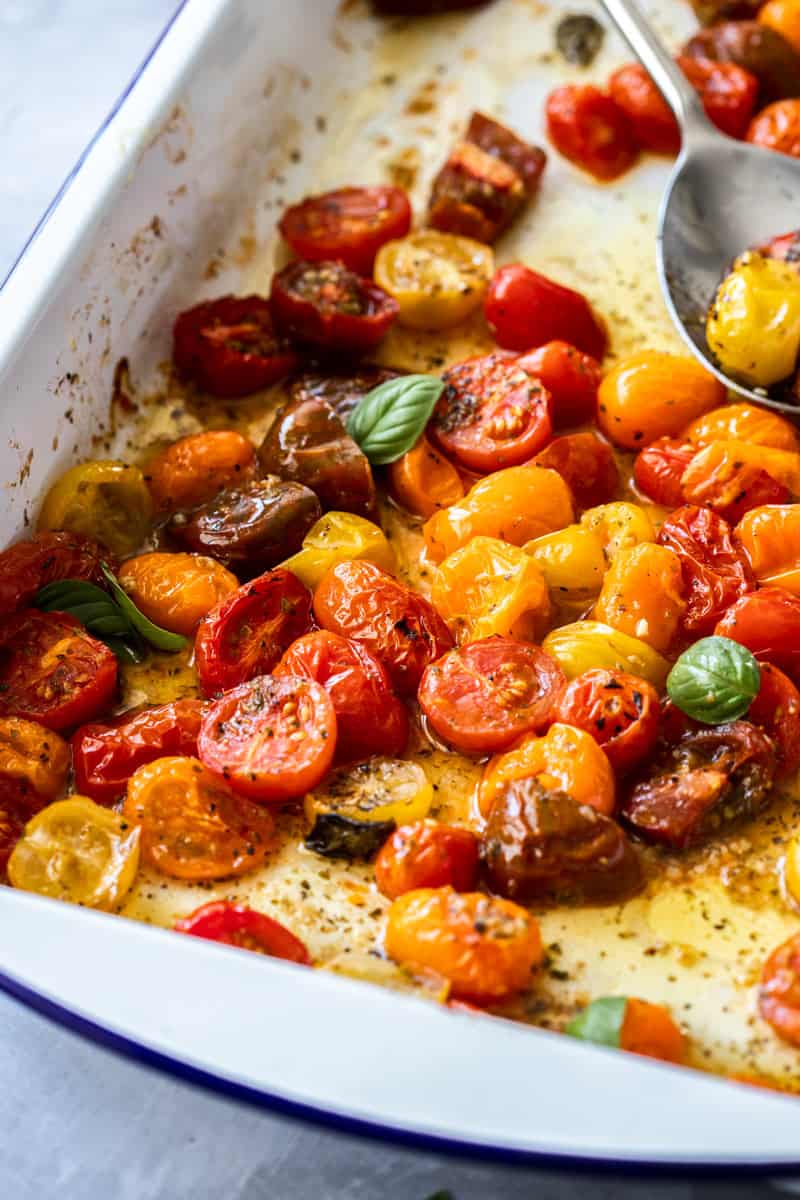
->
[279,186,411,274]
[313,560,453,696]
[0,776,46,874]
[38,460,152,559]
[747,661,800,775]
[682,439,800,502]
[0,717,69,798]
[760,0,800,54]
[679,55,758,138]
[428,139,527,243]
[466,111,548,190]
[747,97,800,154]
[593,542,685,653]
[485,264,607,358]
[274,630,409,762]
[146,431,256,512]
[657,505,754,637]
[384,886,543,1003]
[634,437,697,508]
[418,637,565,755]
[682,20,800,106]
[618,998,687,1064]
[684,400,800,452]
[172,295,297,397]
[194,568,313,696]
[373,231,494,330]
[516,341,602,428]
[542,620,669,689]
[533,432,619,511]
[375,821,479,900]
[704,460,792,548]
[428,352,552,472]
[118,552,239,636]
[175,900,311,964]
[526,524,607,614]
[290,364,405,423]
[608,63,681,153]
[759,932,800,1047]
[0,610,117,732]
[0,531,110,615]
[598,352,724,450]
[707,253,800,388]
[72,699,207,805]
[553,668,660,774]
[545,84,638,181]
[432,537,550,644]
[387,436,464,519]
[123,756,275,879]
[305,758,432,860]
[733,504,800,592]
[270,259,397,351]
[281,511,396,592]
[581,501,655,562]
[715,585,800,682]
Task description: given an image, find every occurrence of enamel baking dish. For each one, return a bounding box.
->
[1,0,800,1174]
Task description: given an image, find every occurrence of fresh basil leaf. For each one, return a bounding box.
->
[35,579,111,611]
[346,374,444,465]
[667,636,760,725]
[566,996,627,1048]
[101,564,187,652]
[104,636,146,665]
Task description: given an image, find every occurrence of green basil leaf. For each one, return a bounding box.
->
[346,374,444,465]
[566,996,627,1048]
[35,580,111,611]
[666,636,760,725]
[104,636,146,665]
[101,564,187,652]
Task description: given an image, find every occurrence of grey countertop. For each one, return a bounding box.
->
[0,3,792,1197]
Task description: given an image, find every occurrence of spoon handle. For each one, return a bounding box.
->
[599,0,710,137]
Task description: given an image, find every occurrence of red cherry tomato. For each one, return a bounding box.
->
[679,56,758,141]
[485,264,607,359]
[634,438,696,508]
[418,636,566,755]
[657,505,754,637]
[172,295,298,398]
[279,186,412,275]
[747,97,800,157]
[175,900,311,964]
[516,340,602,427]
[747,662,800,776]
[270,260,397,352]
[198,674,336,802]
[545,84,638,181]
[552,668,661,774]
[375,820,480,899]
[533,432,619,510]
[716,586,800,685]
[0,775,46,873]
[428,352,553,473]
[0,531,112,615]
[313,560,453,696]
[195,568,313,697]
[72,699,208,805]
[608,63,681,154]
[0,610,117,732]
[273,630,408,763]
[759,932,800,1047]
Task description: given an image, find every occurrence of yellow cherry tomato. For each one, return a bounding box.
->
[38,459,153,558]
[542,620,670,687]
[683,402,800,454]
[373,231,494,330]
[8,797,140,910]
[707,252,800,388]
[597,351,724,450]
[593,543,685,653]
[525,524,607,609]
[735,505,800,593]
[305,758,432,830]
[681,439,800,499]
[432,536,551,644]
[580,501,655,563]
[282,511,396,591]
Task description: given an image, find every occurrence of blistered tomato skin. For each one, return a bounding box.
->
[281,512,396,592]
[428,139,527,243]
[146,431,256,513]
[172,295,297,397]
[734,505,800,592]
[546,84,638,181]
[0,532,111,615]
[634,438,696,508]
[432,536,551,644]
[609,63,681,153]
[715,585,800,683]
[681,444,791,524]
[707,253,800,387]
[678,55,759,139]
[553,669,661,774]
[279,186,412,274]
[658,505,754,638]
[542,621,670,689]
[517,342,602,428]
[533,433,619,511]
[747,662,800,775]
[375,821,480,899]
[593,542,685,653]
[684,401,800,452]
[387,437,464,519]
[484,264,607,358]
[598,352,724,450]
[38,460,153,559]
[747,97,800,156]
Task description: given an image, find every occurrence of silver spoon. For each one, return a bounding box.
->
[600,0,800,414]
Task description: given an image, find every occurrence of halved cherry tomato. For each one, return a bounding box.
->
[146,431,256,512]
[373,231,494,330]
[0,776,45,873]
[598,352,724,450]
[485,264,607,358]
[0,610,117,732]
[72,699,207,805]
[270,260,397,351]
[552,668,660,774]
[387,436,464,519]
[747,661,800,775]
[194,568,313,696]
[175,900,311,964]
[608,63,681,154]
[375,821,480,900]
[657,505,754,637]
[118,553,239,636]
[428,352,552,472]
[759,932,800,1047]
[38,460,152,559]
[747,97,800,155]
[313,560,453,696]
[679,55,758,139]
[533,432,619,510]
[715,585,800,683]
[620,998,686,1064]
[198,675,336,802]
[173,295,297,397]
[681,445,792,523]
[428,140,527,244]
[274,630,408,762]
[465,110,548,192]
[123,756,274,879]
[516,341,602,428]
[0,717,69,798]
[418,637,565,755]
[0,531,111,615]
[634,438,697,508]
[545,84,638,181]
[279,186,412,274]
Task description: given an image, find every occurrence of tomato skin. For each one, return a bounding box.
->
[598,352,724,450]
[279,186,412,274]
[0,776,46,874]
[195,568,313,697]
[533,432,619,510]
[146,431,256,513]
[0,718,70,798]
[387,436,464,519]
[747,662,800,775]
[516,341,602,428]
[118,552,239,636]
[0,531,111,615]
[428,352,553,473]
[173,296,297,397]
[466,111,548,191]
[198,675,337,802]
[485,264,607,359]
[418,637,566,755]
[679,55,758,139]
[375,821,479,900]
[686,456,791,526]
[657,505,754,637]
[313,560,454,696]
[546,84,638,181]
[715,586,800,683]
[552,668,660,774]
[634,438,696,508]
[608,63,681,154]
[72,699,208,805]
[759,932,800,1047]
[620,998,686,1064]
[747,97,800,155]
[175,900,311,964]
[270,260,397,351]
[429,140,527,243]
[274,630,408,763]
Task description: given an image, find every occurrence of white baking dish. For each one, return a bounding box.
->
[1,0,799,1172]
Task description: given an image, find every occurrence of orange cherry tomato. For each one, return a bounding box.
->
[516,341,602,429]
[759,932,800,1047]
[683,401,800,453]
[384,886,543,1003]
[593,542,685,653]
[118,552,239,636]
[0,717,69,798]
[432,537,550,644]
[175,899,311,964]
[759,0,800,55]
[375,820,479,899]
[546,84,638,182]
[747,98,800,156]
[533,432,619,511]
[597,351,724,450]
[681,444,790,524]
[387,436,464,519]
[123,756,274,880]
[553,669,661,774]
[478,722,616,819]
[0,776,46,874]
[734,504,800,593]
[681,439,800,502]
[620,998,686,1064]
[747,661,800,775]
[146,431,255,512]
[633,437,696,508]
